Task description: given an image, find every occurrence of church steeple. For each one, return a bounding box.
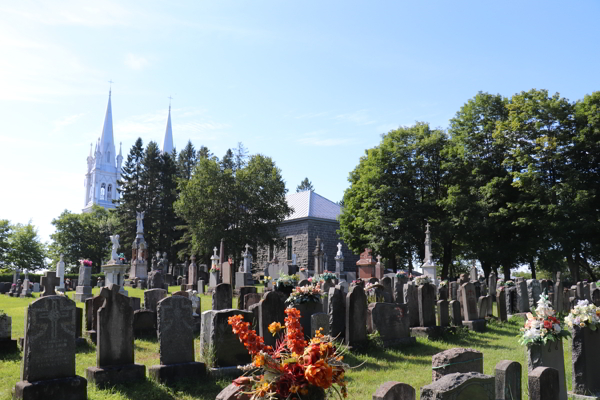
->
[162,100,174,155]
[97,90,116,169]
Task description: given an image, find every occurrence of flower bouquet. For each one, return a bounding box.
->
[276,273,300,289]
[414,276,431,286]
[79,259,92,267]
[519,293,571,346]
[504,280,515,287]
[209,266,220,274]
[565,300,600,330]
[395,271,406,278]
[318,272,337,282]
[286,284,323,306]
[229,307,349,399]
[439,280,448,288]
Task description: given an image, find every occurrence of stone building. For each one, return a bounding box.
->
[257,190,359,272]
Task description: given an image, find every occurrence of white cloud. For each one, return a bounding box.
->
[53,113,86,133]
[296,130,357,147]
[124,54,149,70]
[333,109,376,125]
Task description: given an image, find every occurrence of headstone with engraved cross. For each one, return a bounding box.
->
[14,295,87,400]
[40,271,58,297]
[148,296,206,385]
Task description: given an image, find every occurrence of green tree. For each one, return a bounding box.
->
[49,206,116,273]
[177,140,197,181]
[296,178,314,192]
[175,148,291,265]
[0,220,11,268]
[6,222,46,272]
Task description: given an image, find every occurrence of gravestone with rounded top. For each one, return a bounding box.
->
[526,340,567,400]
[372,381,415,400]
[421,372,495,400]
[144,288,167,312]
[432,348,483,381]
[529,367,560,400]
[345,285,368,347]
[495,360,521,400]
[418,283,436,327]
[149,296,205,385]
[85,285,145,388]
[368,302,414,347]
[14,295,87,400]
[200,309,252,367]
[244,293,262,310]
[237,286,258,310]
[258,291,286,347]
[212,283,233,310]
[329,286,346,338]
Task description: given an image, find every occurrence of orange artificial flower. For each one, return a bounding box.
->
[305,359,333,389]
[268,321,283,336]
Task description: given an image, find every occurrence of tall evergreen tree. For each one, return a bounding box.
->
[296,178,314,192]
[177,140,197,181]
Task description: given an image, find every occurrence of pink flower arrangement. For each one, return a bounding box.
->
[79,259,92,267]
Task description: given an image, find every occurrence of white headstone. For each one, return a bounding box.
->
[56,254,66,292]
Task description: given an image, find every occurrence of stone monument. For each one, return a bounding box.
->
[74,260,93,302]
[56,254,66,293]
[356,248,376,279]
[129,212,148,281]
[421,223,438,286]
[236,244,253,289]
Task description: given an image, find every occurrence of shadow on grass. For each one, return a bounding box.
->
[0,349,21,362]
[75,340,96,354]
[97,375,228,400]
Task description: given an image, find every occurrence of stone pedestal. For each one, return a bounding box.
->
[85,364,146,389]
[421,265,438,287]
[148,362,206,385]
[20,280,32,298]
[129,260,148,281]
[13,376,87,400]
[357,265,374,279]
[463,319,486,332]
[235,272,253,290]
[101,264,129,296]
[209,271,220,288]
[526,340,567,400]
[74,286,92,302]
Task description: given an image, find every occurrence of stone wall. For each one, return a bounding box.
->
[256,218,359,272]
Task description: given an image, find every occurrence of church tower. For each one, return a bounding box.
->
[162,102,174,155]
[83,90,122,212]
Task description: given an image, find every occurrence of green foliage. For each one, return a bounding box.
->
[0,220,11,268]
[49,205,116,273]
[175,146,291,265]
[296,177,314,192]
[5,222,46,272]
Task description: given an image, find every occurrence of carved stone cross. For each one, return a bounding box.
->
[40,271,58,297]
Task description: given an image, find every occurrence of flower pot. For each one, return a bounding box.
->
[526,340,567,400]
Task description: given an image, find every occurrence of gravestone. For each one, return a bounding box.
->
[212,283,233,310]
[295,300,323,338]
[237,286,258,310]
[221,261,235,286]
[488,273,497,300]
[14,295,87,400]
[258,291,286,347]
[74,263,93,302]
[570,326,600,397]
[86,285,146,388]
[553,279,564,313]
[244,293,262,310]
[40,271,58,297]
[0,314,18,353]
[235,271,253,290]
[197,279,205,295]
[298,279,310,287]
[144,288,167,312]
[84,295,105,343]
[432,348,483,381]
[345,285,368,347]
[450,281,458,301]
[372,381,416,400]
[485,295,493,317]
[470,265,478,282]
[477,296,488,319]
[311,312,330,337]
[495,360,521,400]
[529,367,560,400]
[149,296,206,385]
[593,288,600,307]
[367,302,413,347]
[437,300,449,327]
[421,372,495,400]
[527,279,542,310]
[328,286,346,339]
[516,281,529,312]
[403,283,420,327]
[321,279,335,313]
[450,300,462,326]
[461,283,478,321]
[526,341,567,400]
[381,276,393,303]
[209,271,220,288]
[393,277,405,304]
[133,309,156,338]
[418,283,436,327]
[172,290,188,298]
[200,309,252,367]
[505,286,517,315]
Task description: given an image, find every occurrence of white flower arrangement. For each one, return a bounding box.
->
[565,300,600,331]
[519,293,570,346]
[414,276,431,286]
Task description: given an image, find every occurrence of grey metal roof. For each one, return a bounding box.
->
[285,190,341,221]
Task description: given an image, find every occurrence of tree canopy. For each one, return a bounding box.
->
[296,177,314,192]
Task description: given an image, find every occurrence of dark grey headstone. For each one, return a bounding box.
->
[144,288,167,312]
[258,291,286,347]
[570,326,600,396]
[345,285,368,347]
[421,372,495,400]
[212,283,233,310]
[437,300,449,327]
[200,309,252,367]
[21,296,77,382]
[97,285,134,367]
[237,286,257,310]
[529,367,560,400]
[450,282,458,301]
[516,281,529,312]
[526,340,567,400]
[527,280,541,310]
[40,271,58,297]
[404,283,419,327]
[393,277,405,304]
[450,300,462,326]
[418,283,436,327]
[506,287,517,315]
[133,310,156,338]
[295,300,323,339]
[368,302,410,346]
[381,277,393,303]
[328,286,346,339]
[553,280,563,313]
[477,296,488,319]
[432,347,483,381]
[244,293,262,310]
[497,288,507,322]
[311,312,329,337]
[372,381,415,400]
[157,296,194,365]
[495,360,521,400]
[461,282,478,321]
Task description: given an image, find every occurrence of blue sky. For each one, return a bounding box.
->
[1,1,599,243]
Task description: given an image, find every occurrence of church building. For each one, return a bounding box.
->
[83,90,174,212]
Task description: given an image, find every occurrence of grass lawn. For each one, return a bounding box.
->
[0,288,574,400]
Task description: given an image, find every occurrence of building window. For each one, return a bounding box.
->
[107,184,112,200]
[268,243,274,261]
[287,238,292,261]
[100,183,106,200]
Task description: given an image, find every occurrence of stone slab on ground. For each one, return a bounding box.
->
[463,319,486,332]
[410,327,454,341]
[431,347,483,381]
[148,362,206,385]
[13,376,87,400]
[420,372,495,400]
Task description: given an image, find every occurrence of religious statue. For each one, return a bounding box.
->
[110,234,120,263]
[136,211,145,233]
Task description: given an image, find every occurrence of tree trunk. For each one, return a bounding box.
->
[441,241,452,280]
[389,255,397,273]
[579,253,596,282]
[481,260,491,281]
[566,253,580,283]
[530,256,536,279]
[502,264,512,280]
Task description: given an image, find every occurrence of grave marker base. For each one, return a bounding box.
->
[0,338,18,353]
[148,362,206,385]
[86,363,146,389]
[569,393,600,400]
[411,326,455,340]
[463,319,486,332]
[13,375,87,400]
[209,366,246,379]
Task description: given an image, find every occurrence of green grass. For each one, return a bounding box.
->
[0,291,574,399]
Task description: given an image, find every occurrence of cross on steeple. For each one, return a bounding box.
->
[168,95,173,107]
[40,271,58,297]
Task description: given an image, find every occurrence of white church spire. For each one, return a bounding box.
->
[97,90,116,169]
[162,98,174,155]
